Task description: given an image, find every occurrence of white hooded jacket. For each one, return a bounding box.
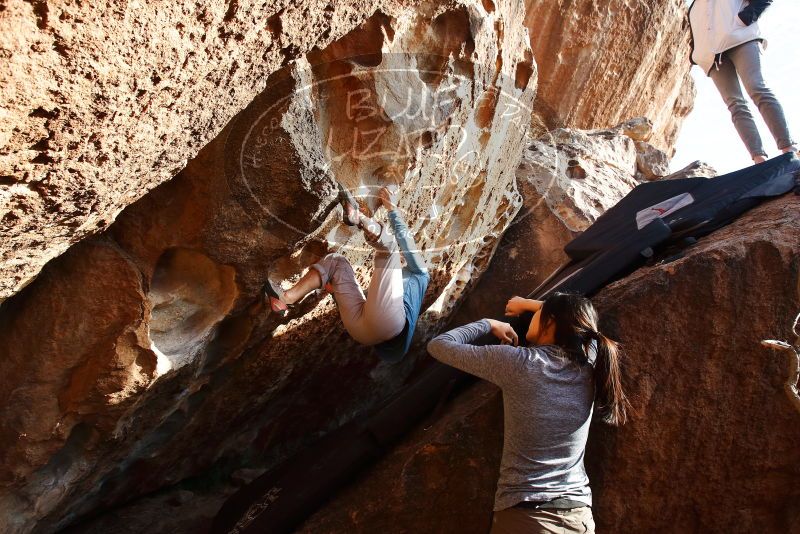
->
[689,0,768,76]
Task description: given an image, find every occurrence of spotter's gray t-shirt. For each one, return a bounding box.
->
[427,319,594,511]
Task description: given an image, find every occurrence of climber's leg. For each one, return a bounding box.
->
[309,253,377,344]
[363,221,407,342]
[386,209,428,275]
[710,48,768,162]
[283,268,323,305]
[727,41,796,154]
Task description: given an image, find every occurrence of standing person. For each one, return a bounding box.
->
[688,0,796,163]
[427,292,631,534]
[264,185,430,362]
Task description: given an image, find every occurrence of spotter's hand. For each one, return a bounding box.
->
[487,318,519,346]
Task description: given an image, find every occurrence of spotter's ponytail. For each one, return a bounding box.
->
[539,292,631,426]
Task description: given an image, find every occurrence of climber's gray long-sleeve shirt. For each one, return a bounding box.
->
[427,319,594,511]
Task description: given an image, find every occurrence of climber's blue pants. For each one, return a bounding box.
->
[387,209,428,276]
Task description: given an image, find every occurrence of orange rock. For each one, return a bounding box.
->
[300,194,800,533]
[0,3,535,531]
[525,0,695,153]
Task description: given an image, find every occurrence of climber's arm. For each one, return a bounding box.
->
[504,296,542,317]
[738,0,772,25]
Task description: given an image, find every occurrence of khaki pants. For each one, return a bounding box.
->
[490,506,595,534]
[310,224,406,346]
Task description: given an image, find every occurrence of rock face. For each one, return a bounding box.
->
[299,381,504,534]
[0,0,698,532]
[0,0,695,304]
[0,2,536,532]
[588,196,800,533]
[453,119,671,324]
[23,120,691,534]
[1,0,405,302]
[525,0,695,153]
[301,193,800,533]
[665,159,718,180]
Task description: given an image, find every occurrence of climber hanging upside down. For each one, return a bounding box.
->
[263,185,430,362]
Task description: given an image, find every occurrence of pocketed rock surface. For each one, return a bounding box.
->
[1,0,696,532]
[0,0,693,303]
[0,1,537,531]
[453,118,685,325]
[1,0,400,301]
[525,0,695,153]
[300,193,800,533]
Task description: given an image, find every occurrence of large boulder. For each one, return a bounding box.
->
[588,193,800,533]
[41,120,698,533]
[0,0,698,531]
[453,119,673,325]
[0,0,695,303]
[299,192,800,533]
[1,0,406,302]
[524,0,695,153]
[0,2,536,532]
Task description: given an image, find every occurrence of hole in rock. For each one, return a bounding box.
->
[30,138,49,151]
[308,11,391,68]
[419,130,435,149]
[148,248,237,375]
[475,88,498,129]
[27,0,49,30]
[418,7,473,84]
[223,0,239,22]
[31,152,55,164]
[515,60,534,91]
[566,160,587,180]
[266,9,283,37]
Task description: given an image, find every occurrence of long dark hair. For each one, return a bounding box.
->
[539,292,631,426]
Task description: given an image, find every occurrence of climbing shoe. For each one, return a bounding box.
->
[262,280,289,317]
[338,183,361,227]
